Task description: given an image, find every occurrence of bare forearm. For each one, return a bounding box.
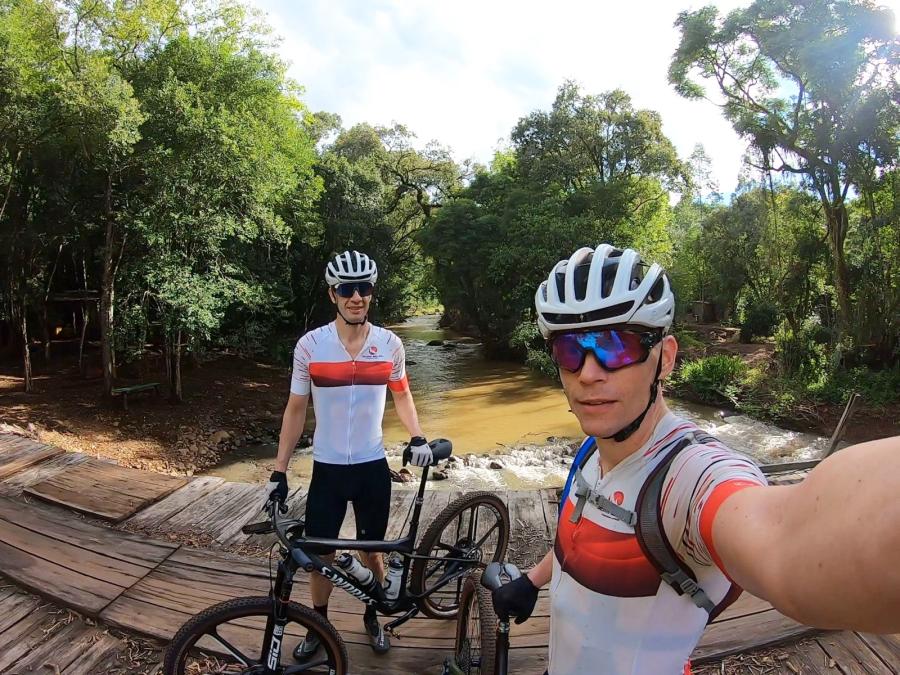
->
[528,549,554,588]
[717,437,900,632]
[275,398,308,473]
[391,389,423,437]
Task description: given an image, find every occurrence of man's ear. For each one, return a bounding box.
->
[660,334,678,379]
[328,287,337,305]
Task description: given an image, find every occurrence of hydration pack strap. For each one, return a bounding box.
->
[634,433,718,616]
[569,470,638,526]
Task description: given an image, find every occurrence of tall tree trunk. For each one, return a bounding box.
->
[825,203,852,344]
[20,300,32,393]
[164,328,173,393]
[100,172,116,396]
[173,328,183,402]
[42,303,51,362]
[78,306,89,376]
[42,242,64,363]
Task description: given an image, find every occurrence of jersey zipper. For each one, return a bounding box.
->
[348,359,356,464]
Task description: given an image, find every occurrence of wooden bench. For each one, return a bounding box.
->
[110,382,161,410]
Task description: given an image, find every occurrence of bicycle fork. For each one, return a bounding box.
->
[261,557,297,674]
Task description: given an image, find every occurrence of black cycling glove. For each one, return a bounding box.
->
[267,470,288,504]
[491,574,538,624]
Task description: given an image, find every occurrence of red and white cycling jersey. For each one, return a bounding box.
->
[290,322,409,465]
[550,412,766,674]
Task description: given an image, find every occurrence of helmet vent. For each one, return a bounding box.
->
[541,301,634,326]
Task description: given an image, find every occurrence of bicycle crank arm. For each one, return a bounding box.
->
[384,606,419,636]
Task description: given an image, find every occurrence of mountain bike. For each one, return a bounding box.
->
[445,562,521,675]
[163,439,510,674]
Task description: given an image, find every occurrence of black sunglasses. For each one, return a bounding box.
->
[333,282,374,298]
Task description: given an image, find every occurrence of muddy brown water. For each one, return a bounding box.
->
[206,316,830,490]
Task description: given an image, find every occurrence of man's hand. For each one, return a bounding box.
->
[491,575,538,624]
[408,436,433,467]
[267,470,288,504]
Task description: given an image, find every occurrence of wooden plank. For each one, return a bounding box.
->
[164,482,259,532]
[0,604,56,671]
[0,452,89,497]
[779,638,838,673]
[692,607,815,663]
[0,591,44,634]
[541,488,560,540]
[0,517,149,587]
[0,539,124,615]
[856,634,900,673]
[61,632,123,675]
[125,476,225,529]
[0,441,63,480]
[711,592,774,623]
[383,491,414,541]
[24,459,187,522]
[4,620,98,674]
[761,459,819,475]
[0,496,176,566]
[210,484,270,544]
[816,631,895,674]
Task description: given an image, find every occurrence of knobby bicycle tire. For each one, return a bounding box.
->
[163,596,349,675]
[454,573,499,675]
[411,491,510,619]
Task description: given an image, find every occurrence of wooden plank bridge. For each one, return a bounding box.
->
[0,432,896,674]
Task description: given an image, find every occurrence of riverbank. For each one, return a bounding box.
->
[1,341,895,483]
[671,323,900,444]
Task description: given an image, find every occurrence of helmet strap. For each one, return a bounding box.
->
[336,305,368,327]
[604,348,664,443]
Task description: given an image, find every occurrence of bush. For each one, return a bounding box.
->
[510,319,559,379]
[740,301,779,342]
[672,355,748,405]
[775,321,829,382]
[809,365,900,407]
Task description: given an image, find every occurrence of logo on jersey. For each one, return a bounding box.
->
[613,491,624,505]
[369,345,378,355]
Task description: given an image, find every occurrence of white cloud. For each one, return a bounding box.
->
[249,0,899,192]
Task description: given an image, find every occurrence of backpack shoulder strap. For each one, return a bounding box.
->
[634,432,720,617]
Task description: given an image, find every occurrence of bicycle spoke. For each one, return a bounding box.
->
[205,628,255,666]
[471,520,501,552]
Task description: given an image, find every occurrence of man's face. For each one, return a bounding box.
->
[330,283,372,322]
[558,332,678,439]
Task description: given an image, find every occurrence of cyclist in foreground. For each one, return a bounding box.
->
[491,244,900,674]
[267,250,432,661]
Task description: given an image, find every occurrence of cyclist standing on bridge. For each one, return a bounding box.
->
[266,250,432,662]
[491,244,900,674]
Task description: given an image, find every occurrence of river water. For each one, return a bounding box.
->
[206,316,830,490]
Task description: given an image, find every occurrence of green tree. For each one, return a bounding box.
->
[670,0,900,343]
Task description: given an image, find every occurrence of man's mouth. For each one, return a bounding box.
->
[577,398,616,407]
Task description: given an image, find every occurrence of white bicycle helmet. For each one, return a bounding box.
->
[535,245,674,338]
[325,250,378,286]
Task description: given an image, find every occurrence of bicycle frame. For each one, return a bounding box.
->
[251,441,484,674]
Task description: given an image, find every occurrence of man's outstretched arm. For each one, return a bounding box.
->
[711,436,900,632]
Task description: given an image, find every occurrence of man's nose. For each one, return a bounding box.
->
[578,351,609,384]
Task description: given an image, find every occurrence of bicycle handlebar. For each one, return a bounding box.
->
[480,561,522,592]
[401,437,453,467]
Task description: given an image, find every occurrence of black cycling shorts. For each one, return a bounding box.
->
[304,457,392,549]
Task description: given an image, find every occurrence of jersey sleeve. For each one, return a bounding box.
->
[290,335,312,396]
[660,441,766,574]
[388,333,409,392]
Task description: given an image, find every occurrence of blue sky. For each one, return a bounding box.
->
[247,0,899,194]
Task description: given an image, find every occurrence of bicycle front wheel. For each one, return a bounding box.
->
[454,573,498,675]
[411,491,510,619]
[163,596,349,675]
